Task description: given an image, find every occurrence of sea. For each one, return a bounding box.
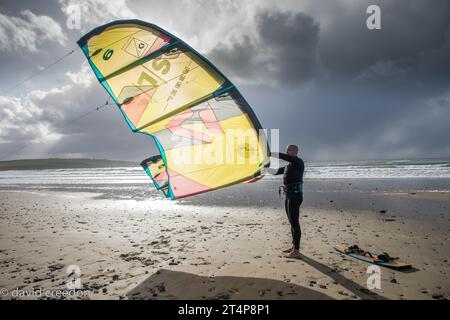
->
[0,159,450,210]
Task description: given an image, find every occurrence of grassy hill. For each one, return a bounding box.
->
[0,158,138,171]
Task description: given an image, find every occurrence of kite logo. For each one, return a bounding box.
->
[103,49,114,60]
[166,66,190,103]
[123,37,150,58]
[239,143,258,160]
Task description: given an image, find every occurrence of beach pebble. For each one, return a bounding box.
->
[215,293,230,299]
[432,293,445,300]
[90,282,102,290]
[359,288,375,295]
[48,263,65,272]
[156,283,166,292]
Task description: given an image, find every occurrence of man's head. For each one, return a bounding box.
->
[286,144,299,156]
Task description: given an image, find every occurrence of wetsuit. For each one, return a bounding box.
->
[273,152,305,250]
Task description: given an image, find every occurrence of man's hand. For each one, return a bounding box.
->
[266,166,284,175]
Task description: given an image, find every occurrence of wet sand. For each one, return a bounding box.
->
[0,178,449,300]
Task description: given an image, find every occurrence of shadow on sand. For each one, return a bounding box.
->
[398,267,420,274]
[127,269,333,300]
[299,253,388,300]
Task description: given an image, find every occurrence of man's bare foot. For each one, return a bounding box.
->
[282,245,294,253]
[285,249,301,258]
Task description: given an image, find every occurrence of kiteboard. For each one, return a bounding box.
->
[334,244,412,270]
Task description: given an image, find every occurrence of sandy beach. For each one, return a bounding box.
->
[0,176,449,300]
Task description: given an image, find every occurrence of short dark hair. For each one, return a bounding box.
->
[287,144,298,153]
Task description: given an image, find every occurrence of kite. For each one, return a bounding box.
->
[78,20,270,199]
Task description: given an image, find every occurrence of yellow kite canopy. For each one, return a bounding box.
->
[78,20,270,199]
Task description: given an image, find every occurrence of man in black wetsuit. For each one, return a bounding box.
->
[271,145,305,258]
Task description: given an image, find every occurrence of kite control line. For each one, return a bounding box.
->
[0,47,79,96]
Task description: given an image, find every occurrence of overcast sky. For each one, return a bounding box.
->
[0,0,449,162]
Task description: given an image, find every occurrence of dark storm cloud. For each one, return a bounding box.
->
[208,0,450,87]
[234,0,450,160]
[207,36,261,80]
[240,81,450,161]
[319,0,450,84]
[257,11,321,84]
[208,10,321,85]
[1,0,450,162]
